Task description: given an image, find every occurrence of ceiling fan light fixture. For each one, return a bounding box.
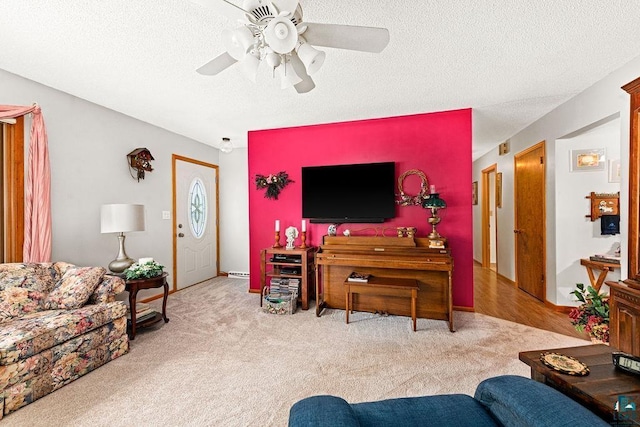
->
[297,42,325,75]
[239,52,261,82]
[264,16,298,54]
[277,61,302,88]
[265,51,282,69]
[222,26,254,60]
[220,137,233,154]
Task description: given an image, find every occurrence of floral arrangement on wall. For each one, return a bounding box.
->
[255,171,293,200]
[569,283,609,343]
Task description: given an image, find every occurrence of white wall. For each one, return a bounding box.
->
[218,148,250,275]
[555,117,621,304]
[0,68,232,297]
[473,53,640,306]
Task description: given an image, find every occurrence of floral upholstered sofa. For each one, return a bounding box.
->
[0,262,129,419]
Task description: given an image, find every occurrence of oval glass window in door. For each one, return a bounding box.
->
[188,177,207,238]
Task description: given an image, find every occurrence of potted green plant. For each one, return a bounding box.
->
[569,283,609,343]
[124,258,164,281]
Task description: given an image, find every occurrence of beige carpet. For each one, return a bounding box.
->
[3,277,588,426]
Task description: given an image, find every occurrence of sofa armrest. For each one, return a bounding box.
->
[89,275,125,304]
[289,395,360,427]
[474,375,609,427]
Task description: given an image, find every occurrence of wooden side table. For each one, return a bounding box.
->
[125,272,170,340]
[580,258,620,292]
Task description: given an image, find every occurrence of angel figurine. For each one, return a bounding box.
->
[285,226,299,249]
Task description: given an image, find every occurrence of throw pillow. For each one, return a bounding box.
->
[45,267,106,310]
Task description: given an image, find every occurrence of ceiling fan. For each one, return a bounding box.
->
[192,0,390,93]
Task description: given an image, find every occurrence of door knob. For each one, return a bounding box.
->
[178,233,184,238]
[178,224,183,228]
[513,229,524,234]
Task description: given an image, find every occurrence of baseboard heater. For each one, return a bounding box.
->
[228,271,250,279]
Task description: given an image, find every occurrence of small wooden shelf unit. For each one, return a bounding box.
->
[260,247,316,310]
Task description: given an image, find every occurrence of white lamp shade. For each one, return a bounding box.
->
[101,204,145,233]
[277,61,302,88]
[222,26,254,60]
[297,43,325,75]
[264,16,298,54]
[220,138,233,153]
[239,53,261,82]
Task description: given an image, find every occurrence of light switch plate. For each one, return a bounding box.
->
[162,211,171,220]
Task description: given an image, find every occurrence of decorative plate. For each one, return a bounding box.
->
[540,352,590,376]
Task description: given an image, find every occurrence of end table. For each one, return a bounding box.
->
[125,272,170,340]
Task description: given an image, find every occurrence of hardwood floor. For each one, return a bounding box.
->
[473,263,587,340]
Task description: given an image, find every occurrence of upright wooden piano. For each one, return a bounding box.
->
[315,236,454,331]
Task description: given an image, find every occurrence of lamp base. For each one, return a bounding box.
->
[108,257,135,274]
[108,232,135,273]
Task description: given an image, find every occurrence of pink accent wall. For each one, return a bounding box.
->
[248,109,473,308]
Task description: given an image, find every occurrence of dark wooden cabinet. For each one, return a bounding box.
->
[610,281,640,356]
[612,76,640,354]
[260,247,315,310]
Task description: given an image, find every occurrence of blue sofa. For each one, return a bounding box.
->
[288,375,609,427]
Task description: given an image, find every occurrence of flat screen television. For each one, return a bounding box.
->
[302,161,396,223]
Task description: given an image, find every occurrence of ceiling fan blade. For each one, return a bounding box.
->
[190,0,249,22]
[196,52,238,75]
[302,22,390,53]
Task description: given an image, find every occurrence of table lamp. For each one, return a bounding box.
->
[101,204,145,273]
[422,193,447,248]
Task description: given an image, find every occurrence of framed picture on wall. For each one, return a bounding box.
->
[570,148,606,172]
[472,181,478,205]
[609,159,621,183]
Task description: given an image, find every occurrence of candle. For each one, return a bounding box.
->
[275,220,280,232]
[302,220,306,232]
[430,184,436,194]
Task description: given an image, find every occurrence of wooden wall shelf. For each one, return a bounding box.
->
[585,192,619,221]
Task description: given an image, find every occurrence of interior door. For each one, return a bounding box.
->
[173,155,219,290]
[481,164,498,270]
[514,142,546,301]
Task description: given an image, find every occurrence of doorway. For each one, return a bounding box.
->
[172,155,220,290]
[514,141,546,301]
[481,164,498,271]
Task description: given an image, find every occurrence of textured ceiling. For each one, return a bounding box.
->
[1,1,640,160]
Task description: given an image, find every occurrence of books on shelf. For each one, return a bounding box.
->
[347,272,371,283]
[134,311,157,322]
[126,303,157,321]
[590,255,620,265]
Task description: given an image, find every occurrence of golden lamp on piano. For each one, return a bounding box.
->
[422,186,447,249]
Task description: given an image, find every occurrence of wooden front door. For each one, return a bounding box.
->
[514,142,546,301]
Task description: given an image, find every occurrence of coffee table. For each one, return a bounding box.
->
[519,344,640,425]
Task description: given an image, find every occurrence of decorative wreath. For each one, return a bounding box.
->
[396,169,429,206]
[255,171,293,200]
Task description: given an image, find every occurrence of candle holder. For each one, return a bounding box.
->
[299,231,307,249]
[273,231,282,248]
